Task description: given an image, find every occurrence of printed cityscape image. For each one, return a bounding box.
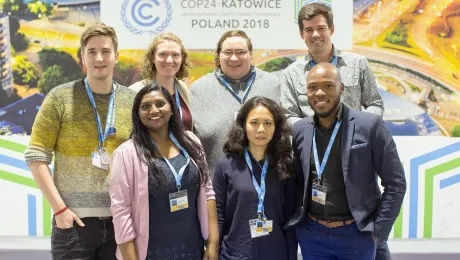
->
[0,0,459,137]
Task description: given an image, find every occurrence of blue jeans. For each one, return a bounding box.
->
[296,218,376,260]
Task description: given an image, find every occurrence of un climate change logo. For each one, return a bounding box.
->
[121,0,172,36]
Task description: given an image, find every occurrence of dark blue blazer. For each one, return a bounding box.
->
[284,104,406,241]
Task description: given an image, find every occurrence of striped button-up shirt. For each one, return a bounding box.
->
[280,47,384,125]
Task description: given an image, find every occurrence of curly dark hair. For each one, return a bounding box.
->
[141,32,192,80]
[223,96,294,181]
[131,84,209,188]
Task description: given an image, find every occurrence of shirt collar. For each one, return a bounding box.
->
[305,45,343,65]
[313,103,343,129]
[215,65,256,85]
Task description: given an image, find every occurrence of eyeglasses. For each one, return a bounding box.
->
[221,50,249,58]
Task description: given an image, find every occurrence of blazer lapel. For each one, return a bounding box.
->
[301,121,314,186]
[341,106,355,182]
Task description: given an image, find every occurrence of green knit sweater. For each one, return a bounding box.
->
[24,79,136,218]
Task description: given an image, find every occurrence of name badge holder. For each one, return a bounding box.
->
[92,148,109,171]
[311,120,341,205]
[244,148,273,238]
[312,179,327,205]
[152,132,191,212]
[85,78,117,171]
[249,215,273,239]
[169,189,188,212]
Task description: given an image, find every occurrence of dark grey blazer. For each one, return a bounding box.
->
[284,104,406,241]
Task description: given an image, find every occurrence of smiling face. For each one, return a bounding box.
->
[219,36,252,80]
[82,35,118,81]
[245,105,275,150]
[154,40,182,78]
[300,15,334,56]
[306,64,343,118]
[138,90,172,134]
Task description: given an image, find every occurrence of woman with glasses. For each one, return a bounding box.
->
[189,30,280,176]
[109,84,218,260]
[213,96,297,260]
[130,32,194,130]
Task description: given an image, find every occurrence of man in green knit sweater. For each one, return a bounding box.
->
[24,23,135,260]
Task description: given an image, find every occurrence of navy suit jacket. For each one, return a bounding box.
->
[284,104,406,241]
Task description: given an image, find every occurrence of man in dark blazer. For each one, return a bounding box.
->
[284,62,406,260]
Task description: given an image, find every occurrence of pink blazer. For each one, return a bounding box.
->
[109,133,215,260]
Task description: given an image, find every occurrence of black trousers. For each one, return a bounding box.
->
[51,217,117,260]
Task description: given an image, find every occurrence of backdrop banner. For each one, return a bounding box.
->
[100,0,353,50]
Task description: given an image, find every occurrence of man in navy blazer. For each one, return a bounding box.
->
[284,63,406,260]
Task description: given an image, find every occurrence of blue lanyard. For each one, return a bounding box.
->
[244,147,268,218]
[217,72,256,104]
[174,82,183,121]
[84,78,116,150]
[313,120,342,181]
[154,80,182,121]
[308,55,338,68]
[152,132,190,189]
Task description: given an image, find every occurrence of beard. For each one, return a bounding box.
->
[308,96,341,118]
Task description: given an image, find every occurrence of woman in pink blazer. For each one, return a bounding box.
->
[109,84,219,260]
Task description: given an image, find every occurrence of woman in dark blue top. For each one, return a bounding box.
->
[213,96,297,260]
[147,151,203,259]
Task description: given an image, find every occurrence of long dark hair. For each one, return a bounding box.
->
[131,84,209,188]
[223,96,295,181]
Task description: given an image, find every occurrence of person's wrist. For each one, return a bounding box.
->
[54,206,68,216]
[207,241,218,249]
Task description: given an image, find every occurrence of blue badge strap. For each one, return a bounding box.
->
[312,120,342,181]
[217,72,256,104]
[109,83,117,131]
[330,56,338,66]
[244,147,268,218]
[84,78,116,150]
[174,81,183,121]
[152,132,190,189]
[308,55,338,68]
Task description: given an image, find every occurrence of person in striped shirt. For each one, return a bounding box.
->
[24,23,135,260]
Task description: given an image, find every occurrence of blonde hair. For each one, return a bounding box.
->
[80,22,118,52]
